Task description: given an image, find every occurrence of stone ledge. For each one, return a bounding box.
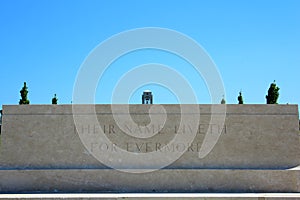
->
[0,169,299,193]
[1,193,300,199]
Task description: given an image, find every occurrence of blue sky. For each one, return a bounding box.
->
[0,0,299,106]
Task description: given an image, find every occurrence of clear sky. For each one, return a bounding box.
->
[0,0,299,106]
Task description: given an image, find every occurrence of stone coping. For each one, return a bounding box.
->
[2,104,298,115]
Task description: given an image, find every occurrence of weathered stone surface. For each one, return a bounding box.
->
[0,104,299,169]
[0,169,299,193]
[0,194,300,200]
[0,104,299,193]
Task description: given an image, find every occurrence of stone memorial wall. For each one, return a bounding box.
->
[0,104,299,193]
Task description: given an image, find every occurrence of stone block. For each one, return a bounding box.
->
[0,104,299,169]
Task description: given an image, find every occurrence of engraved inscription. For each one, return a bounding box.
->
[77,123,227,135]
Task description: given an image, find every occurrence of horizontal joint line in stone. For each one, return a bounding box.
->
[3,113,298,116]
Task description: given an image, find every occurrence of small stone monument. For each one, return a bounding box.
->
[142,90,153,104]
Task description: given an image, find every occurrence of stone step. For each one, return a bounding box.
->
[0,169,299,193]
[1,193,300,199]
